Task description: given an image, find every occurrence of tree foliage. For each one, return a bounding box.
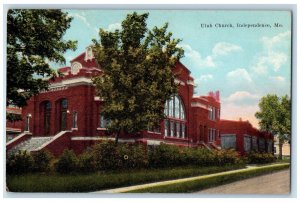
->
[255,94,291,159]
[92,12,184,142]
[7,9,77,110]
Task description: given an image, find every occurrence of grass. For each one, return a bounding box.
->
[7,164,245,192]
[127,163,290,193]
[276,158,291,163]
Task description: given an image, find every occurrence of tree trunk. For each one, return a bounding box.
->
[115,130,120,144]
[278,139,283,160]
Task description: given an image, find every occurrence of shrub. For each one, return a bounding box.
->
[55,149,78,174]
[78,148,96,173]
[247,151,276,164]
[148,145,243,168]
[91,141,119,170]
[120,143,148,169]
[31,150,54,172]
[6,151,34,174]
[91,141,148,171]
[190,147,216,166]
[148,144,182,168]
[212,149,241,166]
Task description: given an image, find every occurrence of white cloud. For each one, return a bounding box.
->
[253,51,288,74]
[179,42,242,69]
[69,13,91,28]
[212,42,242,56]
[106,23,122,32]
[252,31,290,74]
[226,68,252,82]
[225,91,259,102]
[199,74,213,81]
[268,52,288,71]
[269,76,285,82]
[261,31,291,51]
[179,44,216,68]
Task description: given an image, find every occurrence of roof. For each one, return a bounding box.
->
[58,67,71,72]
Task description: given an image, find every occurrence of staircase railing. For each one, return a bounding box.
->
[6,132,32,151]
[210,142,221,150]
[31,130,72,156]
[200,142,212,151]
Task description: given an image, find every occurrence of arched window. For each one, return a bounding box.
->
[61,99,68,109]
[60,99,68,131]
[164,95,186,138]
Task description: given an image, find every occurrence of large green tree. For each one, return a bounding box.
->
[255,94,291,159]
[7,9,77,114]
[92,12,184,143]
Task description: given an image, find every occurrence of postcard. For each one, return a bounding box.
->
[5,9,292,195]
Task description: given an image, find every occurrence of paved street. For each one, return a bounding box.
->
[195,169,290,194]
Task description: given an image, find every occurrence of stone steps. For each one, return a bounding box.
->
[7,136,53,156]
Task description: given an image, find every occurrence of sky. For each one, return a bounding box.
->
[56,10,291,128]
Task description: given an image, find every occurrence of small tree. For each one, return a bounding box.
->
[255,94,291,159]
[7,9,77,121]
[92,12,184,143]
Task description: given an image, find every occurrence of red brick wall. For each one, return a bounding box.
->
[219,120,273,155]
[14,50,274,156]
[6,120,23,132]
[36,131,72,157]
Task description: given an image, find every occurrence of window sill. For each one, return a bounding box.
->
[71,128,78,131]
[97,128,107,131]
[147,131,162,135]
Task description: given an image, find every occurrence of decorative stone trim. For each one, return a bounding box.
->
[191,101,208,109]
[71,137,102,141]
[41,85,68,93]
[62,77,93,86]
[42,77,93,93]
[84,46,95,61]
[147,131,162,135]
[71,61,83,75]
[146,139,162,145]
[6,127,22,132]
[174,78,185,86]
[187,80,195,86]
[97,128,107,131]
[94,96,104,101]
[71,136,136,143]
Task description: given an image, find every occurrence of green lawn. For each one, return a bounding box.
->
[7,164,244,192]
[127,163,290,193]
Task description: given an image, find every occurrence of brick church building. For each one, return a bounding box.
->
[6,47,273,156]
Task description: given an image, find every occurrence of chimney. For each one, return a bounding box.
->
[216,90,220,101]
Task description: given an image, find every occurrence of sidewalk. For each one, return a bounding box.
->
[92,163,289,193]
[196,169,290,194]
